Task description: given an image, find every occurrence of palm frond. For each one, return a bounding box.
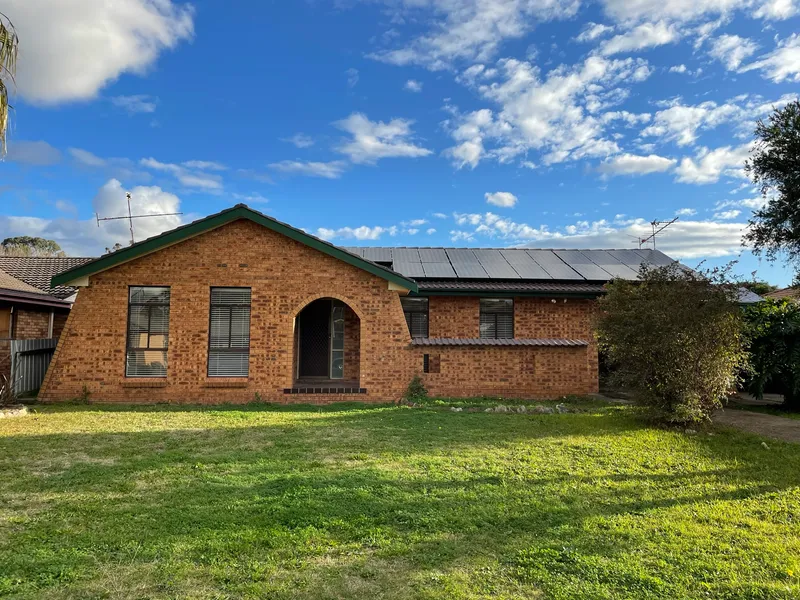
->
[0,12,19,157]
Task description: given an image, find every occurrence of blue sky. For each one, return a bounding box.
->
[1,0,799,284]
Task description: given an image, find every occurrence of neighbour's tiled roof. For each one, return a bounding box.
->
[0,256,95,299]
[764,287,800,300]
[416,280,606,294]
[411,338,589,347]
[0,268,50,295]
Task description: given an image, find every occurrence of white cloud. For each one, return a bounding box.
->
[754,0,799,19]
[708,34,759,70]
[54,200,78,215]
[110,94,158,114]
[597,153,677,176]
[231,193,269,204]
[0,179,183,255]
[181,160,227,171]
[316,225,393,240]
[640,100,742,146]
[433,212,448,219]
[485,191,519,207]
[575,22,615,43]
[334,113,432,164]
[6,140,62,165]
[68,147,151,181]
[405,218,429,226]
[714,209,741,219]
[669,64,688,73]
[404,79,423,92]
[740,34,800,82]
[599,21,679,56]
[598,0,787,25]
[444,55,652,168]
[367,0,580,70]
[674,144,751,184]
[346,67,359,88]
[268,160,348,179]
[140,157,223,190]
[282,133,315,148]
[675,207,697,216]
[68,148,107,168]
[6,0,193,104]
[426,227,437,234]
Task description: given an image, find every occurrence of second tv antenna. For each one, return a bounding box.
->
[96,192,183,245]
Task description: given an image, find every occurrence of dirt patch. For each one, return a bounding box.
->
[714,409,800,444]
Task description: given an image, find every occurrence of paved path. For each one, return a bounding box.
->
[714,409,800,444]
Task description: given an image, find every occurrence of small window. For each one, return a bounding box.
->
[0,308,11,339]
[480,298,514,339]
[126,287,170,377]
[401,297,429,338]
[208,288,251,377]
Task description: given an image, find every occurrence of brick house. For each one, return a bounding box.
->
[39,204,677,404]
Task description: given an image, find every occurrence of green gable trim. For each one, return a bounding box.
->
[51,204,418,292]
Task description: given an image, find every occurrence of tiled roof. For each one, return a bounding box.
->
[764,287,800,300]
[416,280,606,294]
[0,268,49,295]
[0,256,95,299]
[411,338,589,347]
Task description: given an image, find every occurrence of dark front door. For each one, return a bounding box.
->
[299,299,331,377]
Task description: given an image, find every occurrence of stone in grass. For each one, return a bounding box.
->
[555,403,570,414]
[450,407,463,412]
[516,405,527,414]
[494,405,509,413]
[531,405,555,414]
[685,428,697,435]
[485,407,494,413]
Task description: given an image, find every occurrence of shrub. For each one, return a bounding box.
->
[742,298,800,411]
[595,263,747,424]
[403,375,428,402]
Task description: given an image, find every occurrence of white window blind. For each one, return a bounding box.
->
[208,287,251,377]
[401,297,429,338]
[126,287,170,377]
[480,298,514,339]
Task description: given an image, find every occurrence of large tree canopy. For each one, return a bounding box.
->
[1,236,65,257]
[0,12,18,157]
[744,100,800,262]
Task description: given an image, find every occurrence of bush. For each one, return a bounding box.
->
[403,375,428,402]
[595,263,747,424]
[742,298,800,411]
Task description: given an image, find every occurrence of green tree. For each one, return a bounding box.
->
[596,264,747,424]
[0,12,19,157]
[1,236,66,257]
[744,100,800,261]
[742,299,800,412]
[740,280,778,296]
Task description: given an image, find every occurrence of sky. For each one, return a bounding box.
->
[1,0,799,285]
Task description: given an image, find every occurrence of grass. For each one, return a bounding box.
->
[0,400,798,599]
[732,404,800,420]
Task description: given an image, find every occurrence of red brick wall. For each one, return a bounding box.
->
[13,308,51,339]
[39,219,413,404]
[39,218,599,404]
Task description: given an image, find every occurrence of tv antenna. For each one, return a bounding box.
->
[638,217,678,250]
[96,192,183,245]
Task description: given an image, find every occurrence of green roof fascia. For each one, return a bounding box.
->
[51,205,418,292]
[411,290,602,299]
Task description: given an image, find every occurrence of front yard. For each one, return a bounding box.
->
[1,400,799,599]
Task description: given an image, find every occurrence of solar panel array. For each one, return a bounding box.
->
[344,247,675,282]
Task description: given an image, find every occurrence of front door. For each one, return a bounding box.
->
[298,299,331,377]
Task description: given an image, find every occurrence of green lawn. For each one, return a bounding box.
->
[1,400,799,600]
[734,404,800,420]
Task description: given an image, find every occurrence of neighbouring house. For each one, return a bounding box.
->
[39,204,682,404]
[0,268,73,386]
[764,287,800,301]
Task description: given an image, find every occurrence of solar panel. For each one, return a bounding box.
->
[526,250,584,280]
[360,247,393,262]
[450,262,489,278]
[500,250,552,279]
[422,262,457,277]
[553,250,613,280]
[473,249,520,279]
[393,248,422,262]
[418,248,448,262]
[579,250,640,279]
[633,249,675,267]
[392,261,426,278]
[446,248,481,263]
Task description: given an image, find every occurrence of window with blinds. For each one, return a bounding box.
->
[401,297,429,338]
[208,287,251,377]
[126,286,170,377]
[480,298,514,339]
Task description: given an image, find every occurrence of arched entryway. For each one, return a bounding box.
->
[293,298,361,387]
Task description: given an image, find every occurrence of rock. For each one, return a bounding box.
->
[484,407,494,413]
[555,403,570,414]
[532,405,554,414]
[495,405,509,413]
[516,405,527,413]
[761,441,770,450]
[450,407,463,412]
[685,428,697,435]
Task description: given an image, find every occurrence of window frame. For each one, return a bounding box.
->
[479,298,514,339]
[0,307,12,339]
[125,286,171,378]
[401,296,429,339]
[207,287,252,378]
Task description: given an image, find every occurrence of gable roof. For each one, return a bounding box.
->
[0,267,49,295]
[0,256,95,299]
[764,287,800,300]
[0,267,72,308]
[50,204,419,292]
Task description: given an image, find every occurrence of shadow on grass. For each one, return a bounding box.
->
[1,405,798,599]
